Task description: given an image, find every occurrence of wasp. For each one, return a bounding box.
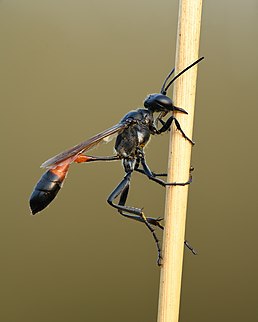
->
[30,57,203,265]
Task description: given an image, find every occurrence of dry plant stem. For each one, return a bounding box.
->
[157,1,203,322]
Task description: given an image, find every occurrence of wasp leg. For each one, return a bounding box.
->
[174,118,195,145]
[117,183,164,229]
[184,240,197,255]
[135,169,167,177]
[154,115,174,134]
[152,173,167,177]
[136,166,194,178]
[137,156,196,255]
[158,118,166,126]
[107,171,163,265]
[74,155,121,163]
[154,115,194,145]
[138,155,192,187]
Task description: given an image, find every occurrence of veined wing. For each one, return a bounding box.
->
[41,122,127,169]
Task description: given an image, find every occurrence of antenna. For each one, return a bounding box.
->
[162,57,204,95]
[160,68,175,95]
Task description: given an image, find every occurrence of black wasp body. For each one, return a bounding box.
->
[30,57,203,265]
[115,108,154,170]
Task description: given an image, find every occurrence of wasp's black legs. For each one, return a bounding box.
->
[74,154,121,163]
[107,171,163,228]
[135,169,167,177]
[154,115,173,134]
[154,115,194,145]
[117,182,163,229]
[184,240,197,255]
[174,118,195,145]
[135,153,197,255]
[107,171,163,265]
[136,155,192,187]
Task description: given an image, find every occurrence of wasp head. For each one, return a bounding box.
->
[143,57,204,115]
[144,93,188,114]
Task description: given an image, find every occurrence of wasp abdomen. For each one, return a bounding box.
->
[30,164,69,215]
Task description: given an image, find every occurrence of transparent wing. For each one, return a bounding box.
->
[41,122,127,169]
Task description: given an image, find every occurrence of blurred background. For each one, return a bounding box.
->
[1,0,257,321]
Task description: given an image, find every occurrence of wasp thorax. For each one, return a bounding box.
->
[143,93,173,112]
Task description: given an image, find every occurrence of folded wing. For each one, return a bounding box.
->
[41,123,127,169]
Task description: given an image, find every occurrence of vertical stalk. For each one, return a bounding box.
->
[157,1,203,322]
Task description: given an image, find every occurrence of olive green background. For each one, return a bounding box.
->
[1,1,257,321]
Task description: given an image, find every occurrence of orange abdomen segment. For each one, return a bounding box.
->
[30,163,70,215]
[74,155,92,163]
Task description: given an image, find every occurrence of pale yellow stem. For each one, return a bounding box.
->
[157,1,203,322]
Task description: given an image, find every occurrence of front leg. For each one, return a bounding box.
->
[152,116,174,134]
[174,117,195,145]
[153,115,195,145]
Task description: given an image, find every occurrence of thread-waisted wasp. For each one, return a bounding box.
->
[30,57,203,265]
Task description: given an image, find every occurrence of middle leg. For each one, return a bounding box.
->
[136,153,192,187]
